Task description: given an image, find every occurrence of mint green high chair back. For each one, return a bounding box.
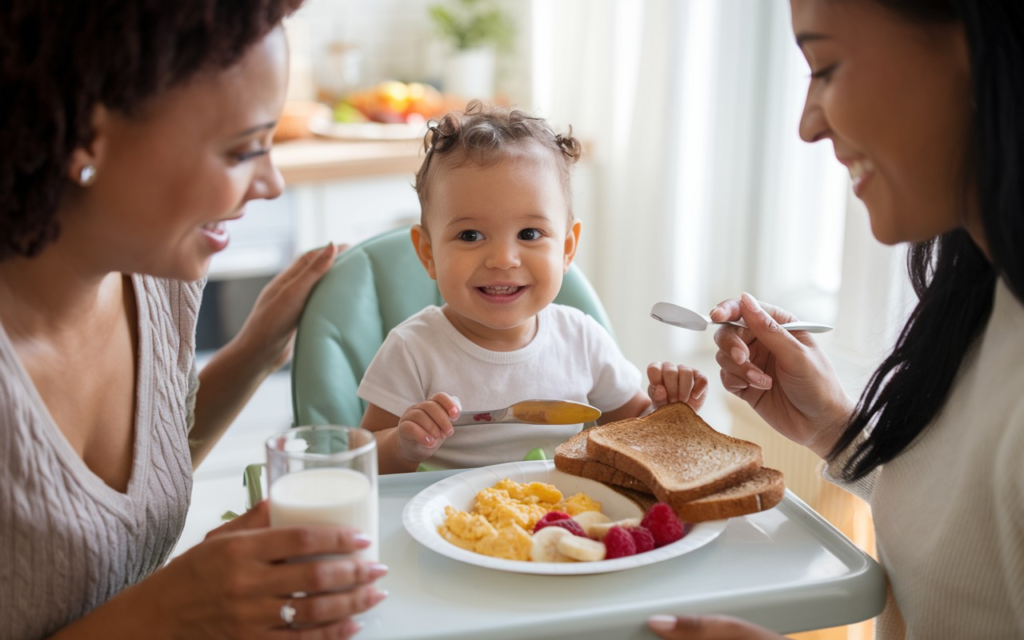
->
[291,226,615,428]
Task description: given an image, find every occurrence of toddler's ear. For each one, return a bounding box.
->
[411,224,438,280]
[562,220,582,272]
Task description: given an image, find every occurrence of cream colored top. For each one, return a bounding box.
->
[0,275,202,639]
[826,278,1024,639]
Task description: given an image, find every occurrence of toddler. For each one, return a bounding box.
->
[359,102,707,473]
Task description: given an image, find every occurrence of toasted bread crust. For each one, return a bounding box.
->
[585,403,763,503]
[609,485,659,513]
[554,430,651,492]
[673,467,785,522]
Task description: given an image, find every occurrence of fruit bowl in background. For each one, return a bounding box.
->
[310,81,469,141]
[401,460,727,575]
[308,117,430,142]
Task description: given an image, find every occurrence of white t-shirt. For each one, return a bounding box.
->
[358,304,641,469]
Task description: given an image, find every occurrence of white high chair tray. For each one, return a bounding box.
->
[176,464,884,639]
[359,466,883,639]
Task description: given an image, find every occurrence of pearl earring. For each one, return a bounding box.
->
[78,165,96,186]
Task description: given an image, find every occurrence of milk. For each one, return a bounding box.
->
[269,467,378,561]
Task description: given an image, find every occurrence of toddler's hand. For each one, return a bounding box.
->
[647,362,709,411]
[396,393,460,463]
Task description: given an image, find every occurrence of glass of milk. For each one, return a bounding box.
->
[265,426,378,561]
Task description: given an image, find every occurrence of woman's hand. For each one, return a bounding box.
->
[648,615,787,639]
[710,293,855,458]
[149,501,387,639]
[235,242,344,374]
[191,243,345,467]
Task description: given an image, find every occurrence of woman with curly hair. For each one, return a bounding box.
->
[0,2,385,638]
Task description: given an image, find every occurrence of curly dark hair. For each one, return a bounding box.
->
[0,0,304,261]
[414,100,583,221]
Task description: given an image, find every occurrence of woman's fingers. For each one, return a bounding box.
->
[719,366,749,395]
[261,558,388,598]
[648,614,787,639]
[715,349,770,392]
[223,525,372,564]
[262,585,387,630]
[282,243,340,288]
[709,298,744,324]
[271,619,363,639]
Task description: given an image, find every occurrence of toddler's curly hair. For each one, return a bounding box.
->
[0,0,304,261]
[414,101,583,220]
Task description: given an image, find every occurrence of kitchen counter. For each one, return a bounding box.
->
[272,138,425,185]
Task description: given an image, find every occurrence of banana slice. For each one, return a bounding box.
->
[572,510,611,535]
[530,526,576,562]
[557,534,607,562]
[588,517,642,541]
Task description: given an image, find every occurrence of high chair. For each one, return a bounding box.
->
[290,226,615,429]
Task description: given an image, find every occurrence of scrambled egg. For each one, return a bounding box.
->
[438,478,602,560]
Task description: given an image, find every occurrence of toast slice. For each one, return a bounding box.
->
[674,467,784,522]
[592,467,784,523]
[585,402,763,504]
[554,429,651,492]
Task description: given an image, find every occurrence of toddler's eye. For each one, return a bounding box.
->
[518,228,542,241]
[458,230,482,242]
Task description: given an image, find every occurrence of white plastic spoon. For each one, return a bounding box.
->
[650,301,834,333]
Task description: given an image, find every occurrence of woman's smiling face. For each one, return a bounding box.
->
[791,0,974,246]
[61,27,290,281]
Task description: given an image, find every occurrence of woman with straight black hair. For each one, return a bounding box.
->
[648,0,1024,638]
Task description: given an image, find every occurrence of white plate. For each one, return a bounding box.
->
[401,460,727,575]
[308,115,428,141]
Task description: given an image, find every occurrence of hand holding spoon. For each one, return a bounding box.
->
[650,301,833,333]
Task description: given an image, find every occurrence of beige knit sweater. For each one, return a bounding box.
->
[826,278,1024,639]
[0,275,201,639]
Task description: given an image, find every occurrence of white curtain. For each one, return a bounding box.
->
[530,0,913,390]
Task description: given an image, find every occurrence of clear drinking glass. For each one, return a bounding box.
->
[265,426,378,561]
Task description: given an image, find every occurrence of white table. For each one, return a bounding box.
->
[177,465,885,639]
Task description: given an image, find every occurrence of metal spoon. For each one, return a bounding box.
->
[650,301,833,333]
[451,399,602,426]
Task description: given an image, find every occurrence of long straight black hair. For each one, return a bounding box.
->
[829,0,1024,481]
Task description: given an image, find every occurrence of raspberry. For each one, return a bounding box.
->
[535,518,588,538]
[640,503,686,547]
[603,526,637,559]
[624,525,656,553]
[532,511,572,533]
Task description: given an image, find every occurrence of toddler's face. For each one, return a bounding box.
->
[413,144,580,348]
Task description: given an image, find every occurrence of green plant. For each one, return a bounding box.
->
[428,0,515,51]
